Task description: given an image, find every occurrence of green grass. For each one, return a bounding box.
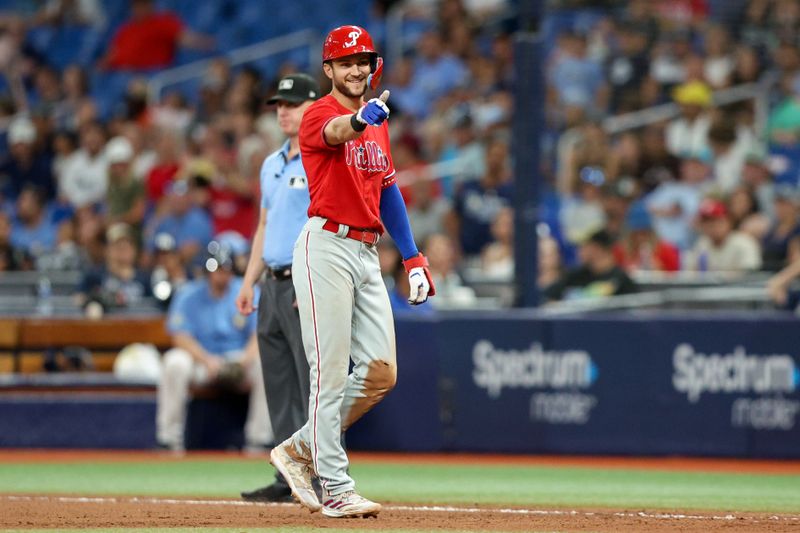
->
[0,457,799,513]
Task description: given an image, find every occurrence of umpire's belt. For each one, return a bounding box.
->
[266,265,292,281]
[322,220,379,247]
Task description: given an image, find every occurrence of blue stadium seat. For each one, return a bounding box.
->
[47,26,86,69]
[90,71,136,120]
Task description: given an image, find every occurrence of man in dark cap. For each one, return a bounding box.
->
[543,229,638,302]
[237,73,321,502]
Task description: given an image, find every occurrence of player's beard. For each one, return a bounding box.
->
[334,76,367,98]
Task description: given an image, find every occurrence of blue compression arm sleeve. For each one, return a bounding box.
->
[380,183,419,260]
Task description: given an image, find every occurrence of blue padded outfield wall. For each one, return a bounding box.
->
[348,311,800,459]
[1,311,799,457]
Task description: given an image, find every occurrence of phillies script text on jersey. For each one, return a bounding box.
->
[345,140,390,173]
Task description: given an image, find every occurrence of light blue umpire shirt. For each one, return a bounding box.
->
[260,139,311,268]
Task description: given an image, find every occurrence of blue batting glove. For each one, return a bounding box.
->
[355,90,391,127]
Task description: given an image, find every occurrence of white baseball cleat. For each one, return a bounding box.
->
[321,490,382,518]
[269,440,321,512]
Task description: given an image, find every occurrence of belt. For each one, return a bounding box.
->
[266,265,292,281]
[322,220,379,247]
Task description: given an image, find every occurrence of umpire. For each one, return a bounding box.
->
[238,73,320,502]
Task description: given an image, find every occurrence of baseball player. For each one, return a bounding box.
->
[157,243,270,452]
[269,25,435,518]
[238,73,320,503]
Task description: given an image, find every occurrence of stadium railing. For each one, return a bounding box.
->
[146,29,320,103]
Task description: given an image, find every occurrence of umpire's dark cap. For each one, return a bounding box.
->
[267,73,321,104]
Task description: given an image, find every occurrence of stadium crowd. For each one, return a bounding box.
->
[2,0,800,312]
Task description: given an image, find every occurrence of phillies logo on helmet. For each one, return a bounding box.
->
[344,29,361,48]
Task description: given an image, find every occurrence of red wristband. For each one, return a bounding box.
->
[403,253,428,272]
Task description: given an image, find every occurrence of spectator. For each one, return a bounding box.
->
[145,129,183,203]
[600,177,637,239]
[666,81,713,157]
[557,121,612,195]
[767,72,800,147]
[761,185,800,272]
[121,122,157,181]
[548,31,606,114]
[538,233,562,291]
[480,206,514,280]
[377,237,401,289]
[650,30,694,88]
[407,177,450,248]
[31,65,63,115]
[708,116,747,193]
[60,65,92,132]
[448,135,513,256]
[51,130,79,188]
[36,216,85,271]
[741,151,775,219]
[543,229,638,301]
[10,185,58,258]
[151,91,194,136]
[150,232,189,306]
[727,184,769,238]
[621,0,659,45]
[105,136,145,234]
[614,201,680,273]
[703,24,735,89]
[34,0,107,28]
[424,233,476,308]
[0,116,55,201]
[404,30,468,118]
[646,154,710,250]
[0,210,26,271]
[146,180,213,267]
[77,222,151,313]
[683,198,762,272]
[637,125,682,193]
[74,206,106,268]
[59,121,108,209]
[605,23,650,113]
[100,0,212,71]
[157,244,270,452]
[559,166,607,245]
[730,45,763,86]
[766,254,800,310]
[607,132,642,181]
[437,109,485,196]
[207,171,259,241]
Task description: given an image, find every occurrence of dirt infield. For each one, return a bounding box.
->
[2,495,800,532]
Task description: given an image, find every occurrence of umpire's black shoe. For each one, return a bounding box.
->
[241,482,293,503]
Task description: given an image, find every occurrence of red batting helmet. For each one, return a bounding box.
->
[323,25,377,62]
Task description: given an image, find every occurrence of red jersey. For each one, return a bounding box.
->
[107,13,183,70]
[298,94,396,233]
[210,183,258,239]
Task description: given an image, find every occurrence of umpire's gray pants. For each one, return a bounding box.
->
[257,273,310,484]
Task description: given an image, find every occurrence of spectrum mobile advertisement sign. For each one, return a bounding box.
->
[432,314,800,457]
[672,343,800,430]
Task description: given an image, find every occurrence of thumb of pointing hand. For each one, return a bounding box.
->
[379,90,390,103]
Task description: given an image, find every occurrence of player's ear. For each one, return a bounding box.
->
[322,61,333,80]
